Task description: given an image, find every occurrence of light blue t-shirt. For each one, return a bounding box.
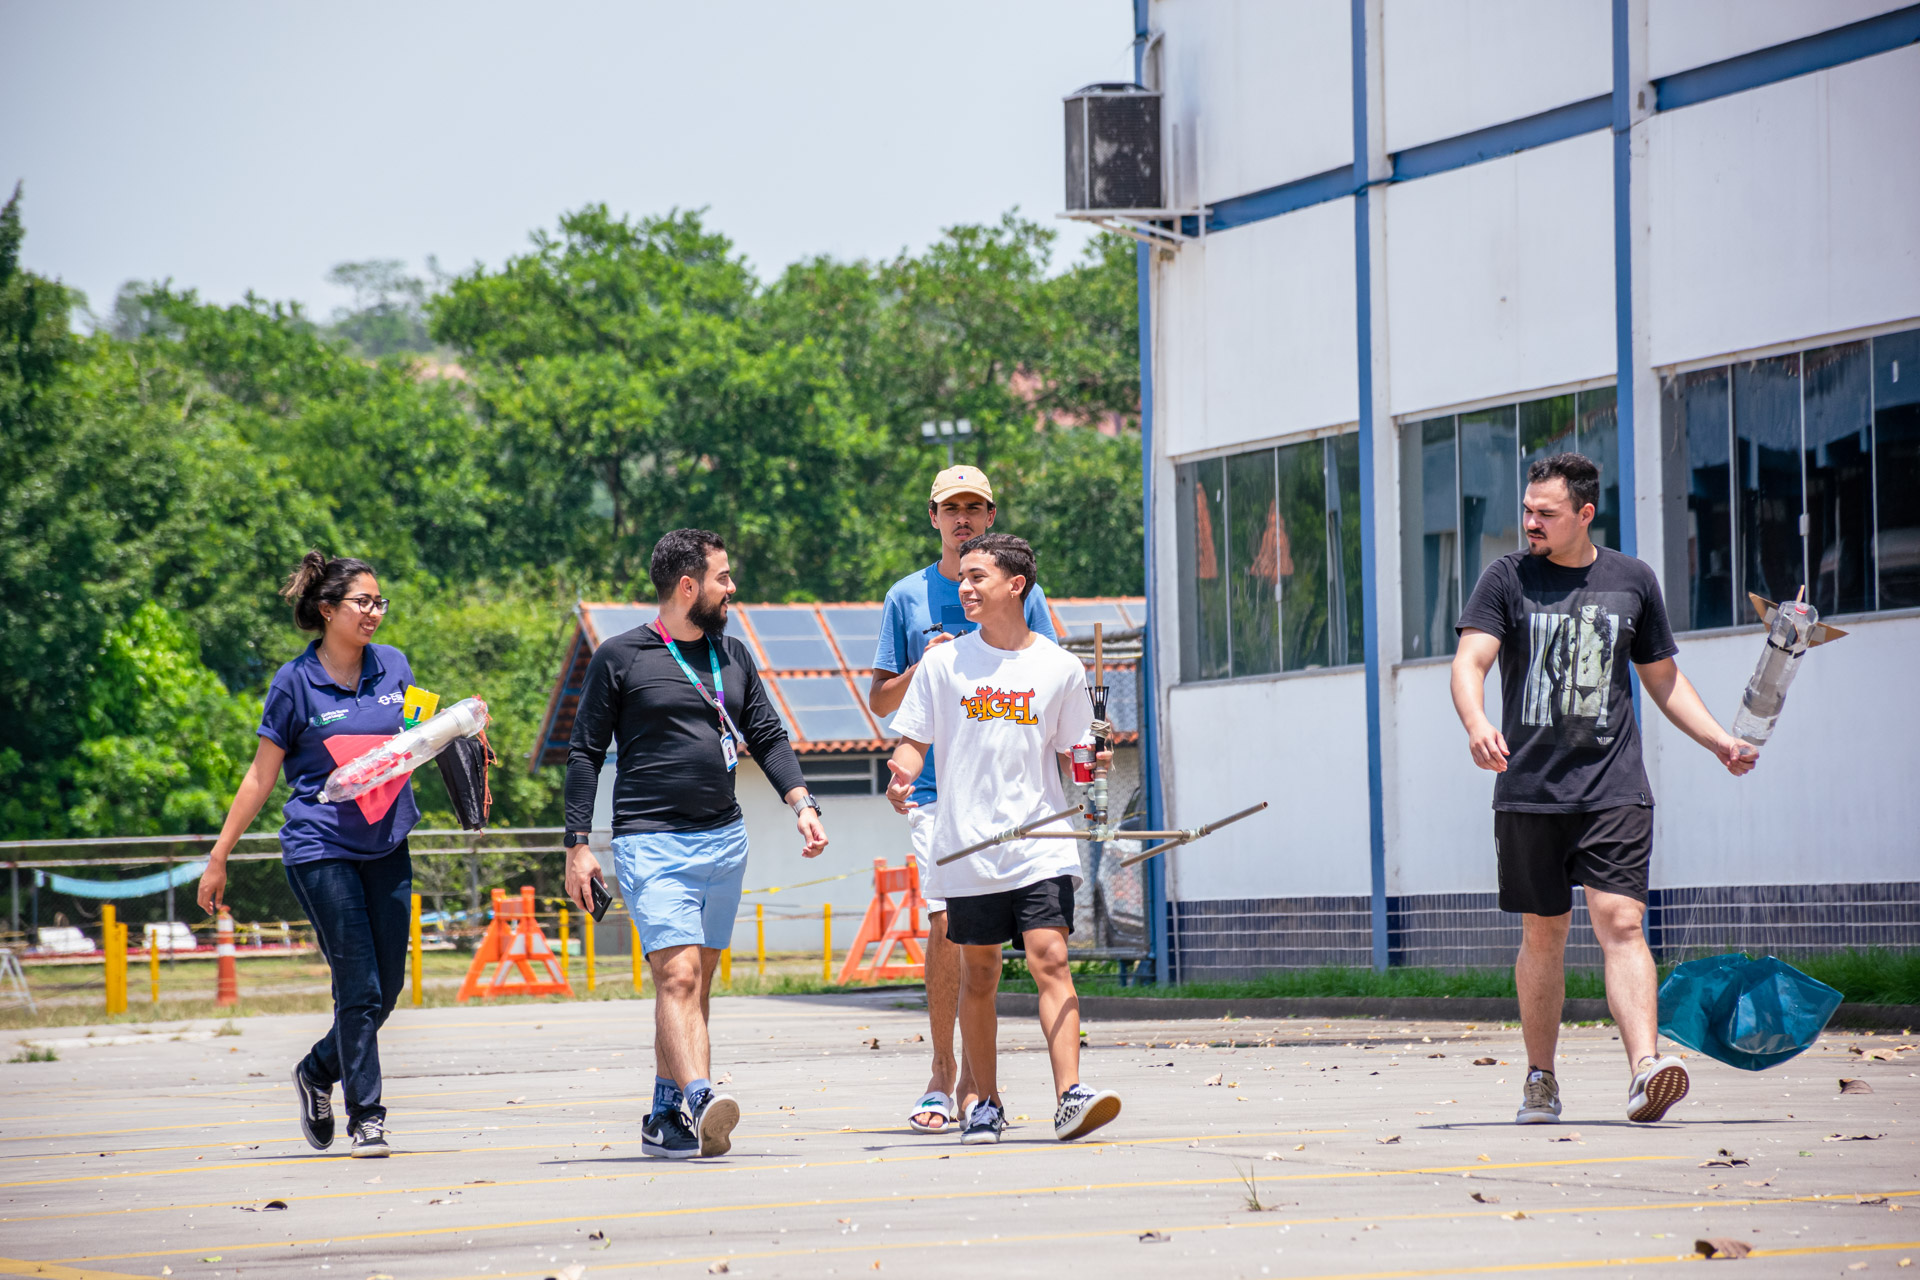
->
[873,563,1057,805]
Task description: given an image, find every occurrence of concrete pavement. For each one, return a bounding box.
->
[2,991,1915,1278]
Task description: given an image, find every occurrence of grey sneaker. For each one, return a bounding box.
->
[686,1087,739,1158]
[1515,1068,1561,1124]
[1627,1054,1689,1123]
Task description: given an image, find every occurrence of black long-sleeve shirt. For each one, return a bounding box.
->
[564,623,806,835]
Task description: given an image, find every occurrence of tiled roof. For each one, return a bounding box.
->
[531,596,1147,772]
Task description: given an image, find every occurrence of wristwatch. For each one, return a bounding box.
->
[790,792,823,816]
[565,831,591,848]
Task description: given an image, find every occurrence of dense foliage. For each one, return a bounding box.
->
[0,187,1142,848]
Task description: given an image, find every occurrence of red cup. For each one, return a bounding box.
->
[1071,744,1095,783]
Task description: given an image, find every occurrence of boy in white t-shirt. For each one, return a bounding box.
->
[886,533,1122,1144]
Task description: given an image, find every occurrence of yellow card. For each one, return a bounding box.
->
[402,685,440,727]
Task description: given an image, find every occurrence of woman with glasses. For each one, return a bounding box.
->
[197,550,417,1158]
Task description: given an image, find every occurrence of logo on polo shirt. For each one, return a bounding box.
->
[960,686,1039,726]
[310,710,350,728]
[377,692,404,706]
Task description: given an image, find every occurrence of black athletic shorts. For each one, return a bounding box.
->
[944,875,1076,947]
[1495,805,1653,916]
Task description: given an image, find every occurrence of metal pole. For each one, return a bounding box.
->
[150,933,160,1005]
[557,906,570,987]
[585,909,596,994]
[631,920,643,992]
[756,903,765,978]
[720,947,731,988]
[165,857,176,970]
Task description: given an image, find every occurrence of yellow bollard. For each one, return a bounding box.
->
[631,919,644,993]
[585,908,596,994]
[720,947,731,988]
[410,893,423,1007]
[756,902,765,978]
[101,905,123,1016]
[557,906,570,987]
[821,903,832,984]
[149,929,161,1005]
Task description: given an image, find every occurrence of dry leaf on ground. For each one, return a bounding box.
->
[708,1263,730,1275]
[1695,1239,1751,1259]
[1376,1135,1401,1144]
[1138,1231,1169,1243]
[1501,1210,1527,1221]
[1839,1078,1873,1094]
[1742,1179,1771,1188]
[1471,1192,1500,1204]
[1473,1057,1497,1066]
[1204,1072,1223,1086]
[1825,1133,1885,1142]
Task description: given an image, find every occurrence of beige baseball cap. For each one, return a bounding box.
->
[930,465,994,505]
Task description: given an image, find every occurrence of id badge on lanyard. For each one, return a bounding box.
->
[655,621,739,772]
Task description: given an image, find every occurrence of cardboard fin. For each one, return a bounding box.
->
[1747,592,1778,627]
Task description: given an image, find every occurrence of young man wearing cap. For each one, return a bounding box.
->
[869,465,1057,1134]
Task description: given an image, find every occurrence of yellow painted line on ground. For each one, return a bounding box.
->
[0,1087,578,1144]
[56,1154,1693,1264]
[428,1233,1920,1280]
[0,1128,1360,1223]
[0,1126,1350,1199]
[0,1258,156,1280]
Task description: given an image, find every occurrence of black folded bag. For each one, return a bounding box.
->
[435,731,496,831]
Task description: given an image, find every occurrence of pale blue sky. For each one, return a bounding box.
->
[0,1,1130,320]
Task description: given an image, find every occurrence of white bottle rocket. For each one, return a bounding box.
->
[1728,591,1846,748]
[319,696,490,803]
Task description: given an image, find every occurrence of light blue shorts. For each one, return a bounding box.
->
[611,819,749,955]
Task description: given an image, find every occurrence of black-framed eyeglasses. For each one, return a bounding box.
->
[341,594,391,614]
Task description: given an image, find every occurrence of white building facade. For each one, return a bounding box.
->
[1127,0,1920,980]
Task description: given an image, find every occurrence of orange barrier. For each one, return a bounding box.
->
[456,887,574,1002]
[214,909,238,1006]
[836,859,928,985]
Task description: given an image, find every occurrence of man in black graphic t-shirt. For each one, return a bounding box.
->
[1452,454,1757,1128]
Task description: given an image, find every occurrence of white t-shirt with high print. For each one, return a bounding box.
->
[890,629,1093,900]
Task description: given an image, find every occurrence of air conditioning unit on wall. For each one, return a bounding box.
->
[1059,81,1201,249]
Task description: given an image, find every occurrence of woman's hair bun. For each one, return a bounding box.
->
[281,550,378,632]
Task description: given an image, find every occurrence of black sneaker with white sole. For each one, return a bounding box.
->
[348,1115,390,1158]
[960,1097,1006,1145]
[292,1065,335,1150]
[641,1104,700,1159]
[1053,1083,1122,1140]
[686,1087,740,1158]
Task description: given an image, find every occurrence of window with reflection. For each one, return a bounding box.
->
[1661,325,1918,628]
[1398,385,1619,659]
[1175,430,1362,681]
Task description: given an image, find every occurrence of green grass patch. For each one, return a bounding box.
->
[9,1045,57,1063]
[1001,949,1920,1007]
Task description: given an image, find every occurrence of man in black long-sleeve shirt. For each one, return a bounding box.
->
[564,529,828,1160]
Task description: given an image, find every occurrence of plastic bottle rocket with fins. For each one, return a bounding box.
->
[1728,589,1846,748]
[319,696,490,803]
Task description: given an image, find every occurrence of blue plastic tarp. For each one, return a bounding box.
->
[33,861,208,900]
[1657,953,1844,1072]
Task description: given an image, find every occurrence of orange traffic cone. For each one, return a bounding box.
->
[214,909,238,1006]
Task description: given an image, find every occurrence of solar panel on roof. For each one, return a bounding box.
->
[743,607,839,670]
[771,675,876,743]
[819,606,884,668]
[583,605,659,643]
[1051,601,1130,639]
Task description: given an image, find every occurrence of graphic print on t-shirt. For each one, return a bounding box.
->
[961,686,1039,725]
[1518,594,1636,749]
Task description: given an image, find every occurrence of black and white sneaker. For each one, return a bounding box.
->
[1053,1083,1122,1140]
[348,1115,390,1158]
[686,1087,739,1158]
[292,1065,335,1150]
[641,1105,700,1159]
[960,1097,1006,1145]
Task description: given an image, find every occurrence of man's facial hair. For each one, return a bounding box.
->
[688,589,729,635]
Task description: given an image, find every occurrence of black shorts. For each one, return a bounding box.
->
[1495,805,1652,916]
[944,876,1076,947]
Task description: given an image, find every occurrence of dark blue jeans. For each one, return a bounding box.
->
[283,842,411,1126]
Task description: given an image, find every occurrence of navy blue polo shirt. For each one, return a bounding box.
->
[258,640,420,864]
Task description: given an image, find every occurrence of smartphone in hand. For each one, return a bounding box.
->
[589,875,612,923]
